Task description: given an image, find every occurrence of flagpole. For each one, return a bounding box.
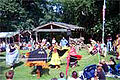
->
[102,0,106,44]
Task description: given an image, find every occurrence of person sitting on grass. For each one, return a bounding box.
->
[94,66,106,80]
[58,72,66,80]
[5,70,14,80]
[106,57,116,74]
[68,71,81,80]
[99,59,109,74]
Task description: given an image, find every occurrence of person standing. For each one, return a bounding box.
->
[106,34,112,52]
[60,37,68,47]
[52,37,56,46]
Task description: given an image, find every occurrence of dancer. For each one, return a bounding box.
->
[49,43,61,68]
[6,43,19,70]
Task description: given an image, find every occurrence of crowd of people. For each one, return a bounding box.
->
[88,34,120,59]
[1,34,120,80]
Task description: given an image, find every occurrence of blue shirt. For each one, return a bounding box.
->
[60,39,68,47]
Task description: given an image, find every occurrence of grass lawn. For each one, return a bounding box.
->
[0,49,119,80]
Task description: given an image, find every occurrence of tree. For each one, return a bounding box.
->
[54,0,120,41]
[0,0,61,31]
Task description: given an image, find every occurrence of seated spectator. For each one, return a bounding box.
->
[51,78,58,80]
[5,70,14,80]
[99,59,109,74]
[58,72,66,80]
[94,66,106,80]
[106,57,116,74]
[68,71,81,80]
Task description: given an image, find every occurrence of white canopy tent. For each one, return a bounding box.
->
[0,32,19,38]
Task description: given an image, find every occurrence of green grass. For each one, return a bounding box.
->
[0,49,119,80]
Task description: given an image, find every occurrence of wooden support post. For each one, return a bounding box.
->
[35,32,38,42]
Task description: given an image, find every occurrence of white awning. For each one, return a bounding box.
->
[0,32,19,38]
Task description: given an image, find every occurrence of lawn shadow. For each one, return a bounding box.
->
[0,66,10,75]
[0,59,5,62]
[61,63,66,65]
[42,68,50,75]
[0,54,5,57]
[14,61,24,69]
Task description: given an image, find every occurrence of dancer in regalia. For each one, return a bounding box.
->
[6,44,19,70]
[49,43,61,68]
[68,43,82,67]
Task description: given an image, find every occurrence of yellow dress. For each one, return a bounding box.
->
[49,48,61,65]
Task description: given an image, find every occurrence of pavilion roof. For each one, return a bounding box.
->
[33,22,85,32]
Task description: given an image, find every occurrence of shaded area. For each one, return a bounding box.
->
[14,61,24,69]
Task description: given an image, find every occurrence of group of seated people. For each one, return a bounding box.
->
[99,57,120,75]
[4,66,107,80]
[51,67,106,80]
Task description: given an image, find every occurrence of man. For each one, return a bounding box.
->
[60,37,68,47]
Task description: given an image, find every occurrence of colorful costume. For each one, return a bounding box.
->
[6,45,19,66]
[25,48,48,68]
[49,46,61,66]
[68,46,82,67]
[25,48,49,78]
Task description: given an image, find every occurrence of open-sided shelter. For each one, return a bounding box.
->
[33,22,85,42]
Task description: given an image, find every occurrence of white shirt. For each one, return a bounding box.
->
[52,39,56,44]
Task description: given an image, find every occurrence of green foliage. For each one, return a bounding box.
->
[0,0,61,31]
[55,0,120,40]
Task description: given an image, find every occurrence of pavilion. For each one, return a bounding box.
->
[33,22,85,42]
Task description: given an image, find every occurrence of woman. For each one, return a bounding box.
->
[49,43,61,68]
[68,43,82,67]
[94,66,106,80]
[6,44,19,70]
